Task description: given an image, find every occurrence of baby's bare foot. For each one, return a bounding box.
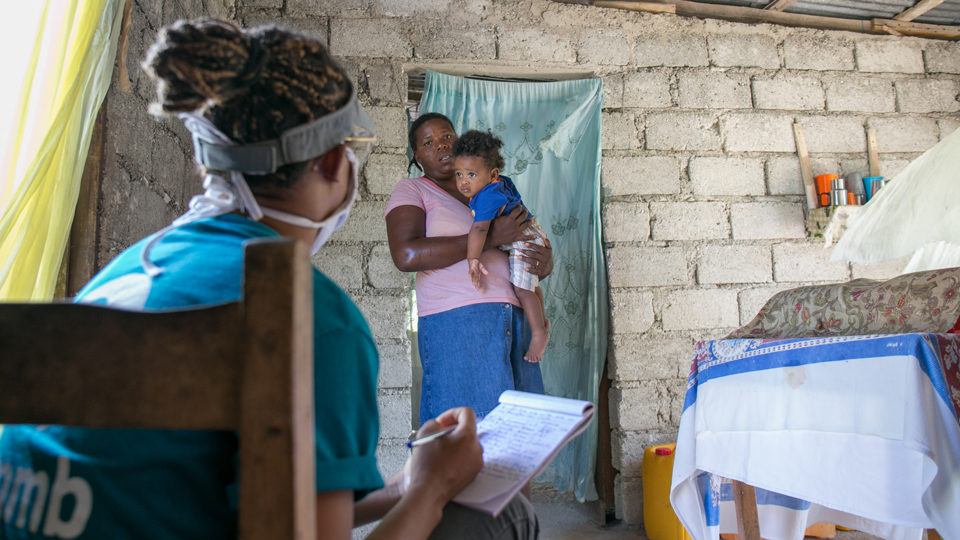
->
[524,327,549,363]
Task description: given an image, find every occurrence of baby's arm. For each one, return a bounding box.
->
[467,220,491,261]
[467,220,491,290]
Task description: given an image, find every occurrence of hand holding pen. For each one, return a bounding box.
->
[402,407,484,504]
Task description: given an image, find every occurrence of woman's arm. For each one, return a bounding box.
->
[385,206,534,273]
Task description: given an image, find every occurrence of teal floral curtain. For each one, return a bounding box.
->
[419,71,608,500]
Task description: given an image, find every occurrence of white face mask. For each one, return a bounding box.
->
[259,147,360,254]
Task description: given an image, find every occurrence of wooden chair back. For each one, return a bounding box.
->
[0,237,316,540]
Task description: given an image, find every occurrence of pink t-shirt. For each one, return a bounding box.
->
[384,176,519,317]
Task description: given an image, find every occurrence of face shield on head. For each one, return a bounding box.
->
[138,88,378,277]
[191,91,378,175]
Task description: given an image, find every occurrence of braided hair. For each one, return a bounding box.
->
[451,130,505,170]
[143,19,351,189]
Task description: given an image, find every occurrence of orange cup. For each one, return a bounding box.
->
[815,173,838,207]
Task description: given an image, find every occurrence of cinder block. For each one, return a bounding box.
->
[367,106,408,148]
[677,71,751,110]
[611,382,666,430]
[773,243,850,282]
[365,153,410,196]
[708,34,780,69]
[738,284,795,324]
[313,244,364,290]
[651,202,729,241]
[796,115,865,153]
[765,156,804,196]
[824,76,895,113]
[603,202,651,242]
[646,112,721,151]
[606,246,689,288]
[880,158,912,179]
[288,0,369,16]
[731,202,805,240]
[243,16,328,43]
[752,75,825,111]
[896,79,960,113]
[635,33,709,67]
[925,42,960,74]
[661,289,739,330]
[616,475,645,525]
[689,157,765,197]
[870,117,939,152]
[602,156,681,196]
[603,73,624,109]
[697,245,772,285]
[334,201,388,242]
[377,339,412,388]
[580,30,633,66]
[499,28,576,63]
[602,111,642,150]
[368,244,409,289]
[613,431,675,477]
[940,118,960,139]
[623,71,672,108]
[357,62,402,104]
[376,438,408,479]
[610,290,655,335]
[331,18,411,58]
[851,257,908,280]
[610,336,693,382]
[378,391,412,438]
[856,41,923,74]
[378,0,451,16]
[783,37,854,71]
[412,24,496,60]
[721,113,796,153]
[356,293,409,340]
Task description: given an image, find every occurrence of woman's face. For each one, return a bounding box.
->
[413,119,457,180]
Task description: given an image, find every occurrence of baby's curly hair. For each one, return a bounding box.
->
[452,130,505,170]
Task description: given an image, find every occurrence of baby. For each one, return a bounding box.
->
[452,130,550,362]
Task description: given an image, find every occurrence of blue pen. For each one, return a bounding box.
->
[406,425,457,449]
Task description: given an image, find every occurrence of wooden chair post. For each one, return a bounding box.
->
[732,480,762,540]
[238,238,316,540]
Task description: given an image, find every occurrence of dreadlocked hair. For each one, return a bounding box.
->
[143,18,352,190]
[451,130,505,170]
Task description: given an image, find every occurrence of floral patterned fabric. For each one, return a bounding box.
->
[729,267,960,339]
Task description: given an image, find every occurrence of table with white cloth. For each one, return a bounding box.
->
[670,333,960,540]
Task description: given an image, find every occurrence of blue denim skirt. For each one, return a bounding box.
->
[418,302,544,423]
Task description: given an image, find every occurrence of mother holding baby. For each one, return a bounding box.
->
[385,113,553,423]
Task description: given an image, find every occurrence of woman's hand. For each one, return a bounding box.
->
[518,237,553,279]
[405,407,484,506]
[486,206,534,248]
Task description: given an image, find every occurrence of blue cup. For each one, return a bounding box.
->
[863,176,884,202]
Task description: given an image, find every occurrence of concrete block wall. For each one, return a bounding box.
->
[96,0,959,527]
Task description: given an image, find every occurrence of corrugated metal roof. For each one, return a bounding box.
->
[694,0,960,25]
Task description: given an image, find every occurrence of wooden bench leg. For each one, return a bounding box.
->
[731,480,762,540]
[927,530,942,540]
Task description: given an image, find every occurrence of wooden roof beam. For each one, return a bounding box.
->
[764,0,796,11]
[895,0,945,22]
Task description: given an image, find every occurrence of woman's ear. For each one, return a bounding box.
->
[312,145,349,182]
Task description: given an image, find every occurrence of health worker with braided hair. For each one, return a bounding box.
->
[0,19,538,540]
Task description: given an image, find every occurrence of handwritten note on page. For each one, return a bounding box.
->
[453,391,594,516]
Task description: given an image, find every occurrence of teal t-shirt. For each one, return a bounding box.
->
[0,214,383,539]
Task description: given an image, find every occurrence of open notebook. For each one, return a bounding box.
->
[453,390,595,516]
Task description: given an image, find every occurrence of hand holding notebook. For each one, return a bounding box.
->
[453,390,595,516]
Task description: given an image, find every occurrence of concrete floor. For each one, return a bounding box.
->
[532,494,882,540]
